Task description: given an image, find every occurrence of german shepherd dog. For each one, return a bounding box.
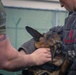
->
[22,26,74,75]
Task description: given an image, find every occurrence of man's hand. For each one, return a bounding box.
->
[30,48,52,65]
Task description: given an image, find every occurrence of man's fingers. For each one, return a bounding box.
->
[46,48,50,51]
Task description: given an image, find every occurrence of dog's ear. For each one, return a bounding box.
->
[25,26,43,42]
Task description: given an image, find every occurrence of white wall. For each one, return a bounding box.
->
[2,0,66,11]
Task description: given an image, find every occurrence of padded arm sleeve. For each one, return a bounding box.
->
[18,39,36,54]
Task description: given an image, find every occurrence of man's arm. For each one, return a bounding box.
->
[0,34,51,71]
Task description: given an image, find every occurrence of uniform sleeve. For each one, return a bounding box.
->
[0,1,6,34]
[49,26,63,32]
[45,26,63,40]
[18,39,36,54]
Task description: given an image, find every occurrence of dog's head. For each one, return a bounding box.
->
[25,26,64,66]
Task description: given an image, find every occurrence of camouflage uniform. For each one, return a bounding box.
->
[0,0,6,34]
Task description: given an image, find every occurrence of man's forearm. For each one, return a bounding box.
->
[2,51,35,71]
[0,35,35,71]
